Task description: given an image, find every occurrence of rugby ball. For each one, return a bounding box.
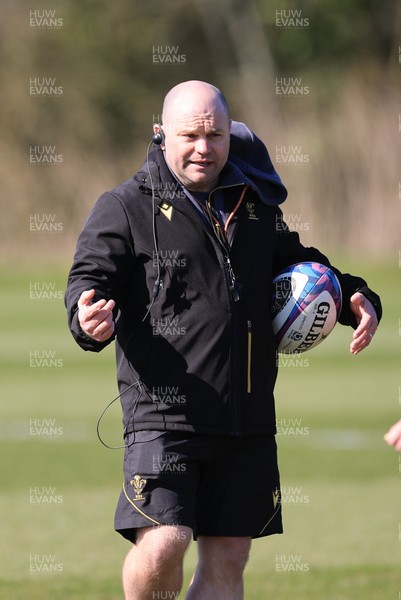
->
[271,262,342,354]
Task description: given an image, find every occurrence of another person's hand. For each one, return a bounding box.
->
[78,289,116,342]
[384,419,401,452]
[349,292,378,355]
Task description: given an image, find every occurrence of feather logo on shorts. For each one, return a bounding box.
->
[130,475,147,501]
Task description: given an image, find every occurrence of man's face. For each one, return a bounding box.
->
[162,103,230,193]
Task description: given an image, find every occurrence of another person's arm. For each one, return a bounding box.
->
[384,419,401,451]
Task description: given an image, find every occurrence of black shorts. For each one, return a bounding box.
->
[114,431,283,543]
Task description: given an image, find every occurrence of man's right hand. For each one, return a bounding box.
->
[77,289,116,342]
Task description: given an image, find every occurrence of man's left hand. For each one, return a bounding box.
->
[349,292,378,355]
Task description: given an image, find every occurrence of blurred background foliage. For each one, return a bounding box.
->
[1,0,400,264]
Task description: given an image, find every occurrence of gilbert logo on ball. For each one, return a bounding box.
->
[271,262,342,354]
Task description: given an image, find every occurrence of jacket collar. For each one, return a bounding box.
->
[141,146,287,207]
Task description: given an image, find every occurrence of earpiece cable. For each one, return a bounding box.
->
[96,139,162,450]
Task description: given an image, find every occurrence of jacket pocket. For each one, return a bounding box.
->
[247,320,252,394]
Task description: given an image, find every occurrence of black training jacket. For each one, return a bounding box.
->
[65,122,373,437]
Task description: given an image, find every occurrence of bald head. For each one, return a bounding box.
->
[156,81,231,192]
[161,80,229,127]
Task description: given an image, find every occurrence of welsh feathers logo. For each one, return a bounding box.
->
[246,201,259,221]
[130,475,147,501]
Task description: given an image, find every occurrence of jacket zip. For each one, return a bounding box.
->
[164,183,247,303]
[247,320,252,394]
[155,183,247,435]
[209,184,248,434]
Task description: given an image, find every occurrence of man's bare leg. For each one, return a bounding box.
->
[123,525,192,600]
[185,536,252,600]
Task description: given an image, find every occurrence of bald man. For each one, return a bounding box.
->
[65,80,381,599]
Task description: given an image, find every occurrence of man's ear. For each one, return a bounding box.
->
[152,124,165,147]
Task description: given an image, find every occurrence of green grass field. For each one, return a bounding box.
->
[0,260,400,599]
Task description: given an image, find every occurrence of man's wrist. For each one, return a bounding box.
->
[355,286,383,322]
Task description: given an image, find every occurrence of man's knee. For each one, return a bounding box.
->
[135,525,192,571]
[198,536,252,575]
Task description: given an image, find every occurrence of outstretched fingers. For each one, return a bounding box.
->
[349,293,378,355]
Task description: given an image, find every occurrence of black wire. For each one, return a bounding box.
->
[147,140,162,301]
[96,379,143,450]
[96,140,162,450]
